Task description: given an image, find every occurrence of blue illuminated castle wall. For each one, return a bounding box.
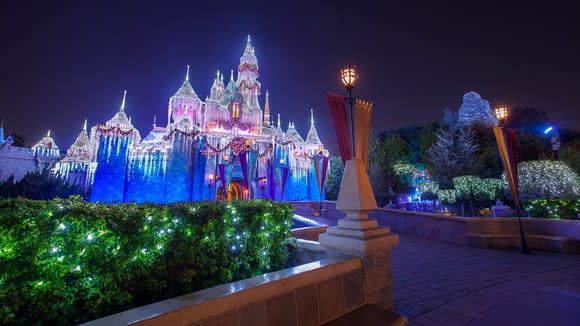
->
[53,36,328,203]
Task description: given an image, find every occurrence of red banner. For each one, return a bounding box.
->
[326,93,352,164]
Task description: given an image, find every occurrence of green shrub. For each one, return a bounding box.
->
[0,197,293,325]
[525,198,580,220]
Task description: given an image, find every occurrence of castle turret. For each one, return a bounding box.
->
[54,120,97,191]
[306,109,321,144]
[168,65,203,129]
[91,91,140,203]
[32,130,60,158]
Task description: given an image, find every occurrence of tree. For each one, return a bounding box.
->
[0,168,86,200]
[367,132,410,205]
[453,175,481,216]
[325,156,344,200]
[426,126,479,189]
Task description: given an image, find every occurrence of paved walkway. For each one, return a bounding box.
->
[392,234,580,326]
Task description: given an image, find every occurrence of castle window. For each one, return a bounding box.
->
[232,102,240,119]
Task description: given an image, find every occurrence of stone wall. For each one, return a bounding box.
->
[82,256,369,326]
[292,202,580,253]
[0,146,59,181]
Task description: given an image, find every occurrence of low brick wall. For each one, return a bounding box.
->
[292,202,580,253]
[82,256,368,326]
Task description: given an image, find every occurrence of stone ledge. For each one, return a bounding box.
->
[81,255,361,326]
[467,233,579,253]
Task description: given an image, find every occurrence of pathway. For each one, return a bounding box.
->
[392,234,580,326]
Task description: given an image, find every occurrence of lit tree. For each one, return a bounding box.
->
[427,126,479,188]
[438,189,457,204]
[453,175,481,216]
[417,181,439,201]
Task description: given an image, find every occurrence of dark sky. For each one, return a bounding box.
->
[1,0,579,152]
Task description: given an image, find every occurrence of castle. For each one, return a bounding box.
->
[5,36,327,203]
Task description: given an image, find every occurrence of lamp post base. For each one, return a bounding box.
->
[319,159,399,310]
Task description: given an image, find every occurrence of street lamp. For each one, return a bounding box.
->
[494,106,508,127]
[494,106,529,254]
[341,65,358,156]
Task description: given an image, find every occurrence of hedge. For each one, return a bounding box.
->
[0,197,293,325]
[525,198,580,220]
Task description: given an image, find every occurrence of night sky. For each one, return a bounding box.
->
[1,0,579,152]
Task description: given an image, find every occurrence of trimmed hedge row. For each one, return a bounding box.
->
[0,197,293,325]
[525,198,580,220]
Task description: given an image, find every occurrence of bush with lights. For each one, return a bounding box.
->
[526,199,580,220]
[0,197,293,325]
[514,160,580,201]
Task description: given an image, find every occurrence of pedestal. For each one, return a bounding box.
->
[319,159,400,311]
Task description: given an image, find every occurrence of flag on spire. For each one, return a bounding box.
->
[185,65,190,81]
[83,119,87,132]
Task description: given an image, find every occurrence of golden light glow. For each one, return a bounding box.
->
[209,174,214,180]
[340,65,357,90]
[223,154,229,162]
[245,138,251,148]
[318,144,324,154]
[232,102,240,119]
[280,159,285,165]
[495,106,509,123]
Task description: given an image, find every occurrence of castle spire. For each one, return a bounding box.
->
[153,115,157,128]
[277,113,281,128]
[185,65,190,81]
[83,119,87,132]
[230,69,234,82]
[47,130,51,137]
[263,90,270,127]
[306,109,321,144]
[120,90,127,112]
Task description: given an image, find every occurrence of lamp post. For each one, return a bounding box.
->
[494,106,529,254]
[340,65,358,156]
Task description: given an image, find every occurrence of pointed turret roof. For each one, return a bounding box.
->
[219,70,237,108]
[61,120,92,163]
[107,90,133,127]
[32,130,60,157]
[275,113,285,138]
[173,65,199,99]
[286,122,304,143]
[306,109,321,144]
[244,34,255,57]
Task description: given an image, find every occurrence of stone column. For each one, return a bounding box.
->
[319,158,399,310]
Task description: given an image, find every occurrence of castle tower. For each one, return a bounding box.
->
[91,90,141,203]
[54,120,97,191]
[168,65,203,129]
[236,35,262,132]
[32,130,60,159]
[306,109,321,145]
